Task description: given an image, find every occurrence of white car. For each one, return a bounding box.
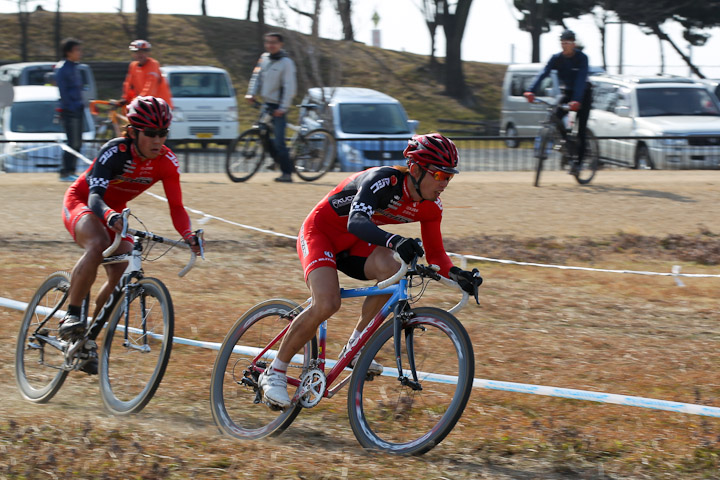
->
[588,75,720,169]
[0,85,96,173]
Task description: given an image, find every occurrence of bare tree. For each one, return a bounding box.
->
[201,0,207,16]
[417,0,440,69]
[335,0,354,41]
[284,0,322,38]
[17,0,30,61]
[55,0,62,60]
[439,0,474,102]
[136,0,149,40]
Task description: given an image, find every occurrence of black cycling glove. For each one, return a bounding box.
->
[389,236,424,264]
[449,266,483,294]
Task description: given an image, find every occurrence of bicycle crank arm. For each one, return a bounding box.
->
[32,333,64,351]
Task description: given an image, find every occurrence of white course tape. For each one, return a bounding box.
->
[4,294,719,417]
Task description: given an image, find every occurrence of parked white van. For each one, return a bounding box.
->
[0,85,96,173]
[0,61,97,103]
[161,66,238,145]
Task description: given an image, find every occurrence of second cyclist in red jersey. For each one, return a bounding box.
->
[258,132,483,408]
[59,96,202,373]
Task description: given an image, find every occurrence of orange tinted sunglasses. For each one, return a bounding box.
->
[422,166,454,182]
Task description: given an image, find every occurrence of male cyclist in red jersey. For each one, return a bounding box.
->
[258,132,482,408]
[59,96,202,373]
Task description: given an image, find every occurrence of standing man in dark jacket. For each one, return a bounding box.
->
[245,32,297,182]
[55,38,85,182]
[524,29,593,174]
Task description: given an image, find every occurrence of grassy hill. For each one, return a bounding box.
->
[0,11,507,133]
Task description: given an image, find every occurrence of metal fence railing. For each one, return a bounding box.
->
[2,136,719,174]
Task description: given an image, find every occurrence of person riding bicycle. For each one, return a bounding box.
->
[59,96,202,373]
[245,32,297,183]
[523,29,593,175]
[258,132,483,408]
[122,40,173,108]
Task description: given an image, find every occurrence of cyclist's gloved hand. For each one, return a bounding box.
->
[449,266,483,303]
[569,101,581,112]
[523,92,535,103]
[389,236,424,264]
[185,232,204,256]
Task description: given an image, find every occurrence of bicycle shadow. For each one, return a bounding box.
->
[574,184,696,203]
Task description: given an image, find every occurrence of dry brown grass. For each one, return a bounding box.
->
[1,171,719,479]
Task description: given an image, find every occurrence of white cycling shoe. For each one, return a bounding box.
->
[258,368,291,409]
[339,344,384,375]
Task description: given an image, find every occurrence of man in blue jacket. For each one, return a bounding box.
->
[524,29,593,174]
[55,38,84,182]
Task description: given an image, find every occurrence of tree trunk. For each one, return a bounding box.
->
[246,0,254,20]
[201,0,207,16]
[651,23,705,78]
[18,1,30,62]
[256,0,265,49]
[136,0,149,40]
[529,0,543,62]
[441,0,474,104]
[336,0,354,41]
[285,0,322,39]
[55,0,62,60]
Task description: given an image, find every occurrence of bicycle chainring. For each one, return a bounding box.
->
[297,368,326,408]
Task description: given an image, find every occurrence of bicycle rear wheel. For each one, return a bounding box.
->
[210,299,317,440]
[533,127,552,187]
[573,132,600,185]
[15,271,71,403]
[226,128,266,183]
[347,307,474,455]
[99,277,173,415]
[292,128,336,181]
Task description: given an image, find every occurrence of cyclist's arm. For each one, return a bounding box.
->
[160,160,193,240]
[122,63,137,104]
[346,170,401,248]
[87,156,122,226]
[571,53,589,103]
[527,54,556,94]
[246,55,265,98]
[279,58,297,112]
[420,218,453,277]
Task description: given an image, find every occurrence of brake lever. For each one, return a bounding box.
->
[472,268,481,305]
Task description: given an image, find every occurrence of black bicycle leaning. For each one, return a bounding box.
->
[226,103,336,183]
[532,97,600,187]
[15,209,203,415]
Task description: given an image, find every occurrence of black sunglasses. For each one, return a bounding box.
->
[141,128,169,138]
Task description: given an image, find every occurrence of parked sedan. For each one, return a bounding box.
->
[0,85,96,173]
[588,75,720,169]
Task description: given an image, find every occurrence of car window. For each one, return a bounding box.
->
[591,82,615,111]
[167,73,232,98]
[338,103,410,134]
[637,87,720,116]
[27,68,53,85]
[10,100,91,133]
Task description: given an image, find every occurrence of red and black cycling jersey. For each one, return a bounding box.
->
[66,137,192,239]
[317,166,453,275]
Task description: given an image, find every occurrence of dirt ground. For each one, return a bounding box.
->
[1,170,719,479]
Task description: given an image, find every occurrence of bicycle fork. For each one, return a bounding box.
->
[393,302,423,391]
[122,282,151,353]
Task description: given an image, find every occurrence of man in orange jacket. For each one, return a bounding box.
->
[122,40,173,108]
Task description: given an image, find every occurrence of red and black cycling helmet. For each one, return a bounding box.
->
[129,39,152,51]
[403,133,459,174]
[126,96,172,130]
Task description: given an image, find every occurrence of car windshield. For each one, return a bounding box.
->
[339,103,411,134]
[168,73,232,98]
[637,87,720,117]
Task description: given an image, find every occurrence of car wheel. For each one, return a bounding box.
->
[505,124,519,148]
[634,144,655,170]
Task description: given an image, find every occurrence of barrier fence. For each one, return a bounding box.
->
[1,141,719,418]
[2,135,720,173]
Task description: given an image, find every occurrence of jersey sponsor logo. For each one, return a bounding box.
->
[98,145,119,165]
[370,177,391,194]
[119,143,127,153]
[299,225,309,257]
[166,151,181,173]
[324,251,334,258]
[331,195,355,209]
[115,175,153,185]
[87,177,110,190]
[390,175,398,186]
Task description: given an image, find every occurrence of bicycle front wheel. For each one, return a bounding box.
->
[99,277,173,415]
[15,271,71,403]
[347,307,474,455]
[573,132,600,185]
[210,299,317,440]
[533,127,552,187]
[292,128,336,182]
[226,128,266,183]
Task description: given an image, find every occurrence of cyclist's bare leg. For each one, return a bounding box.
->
[352,247,399,334]
[68,214,130,309]
[275,266,341,364]
[90,261,129,320]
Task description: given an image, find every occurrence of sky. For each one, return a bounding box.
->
[2,0,719,78]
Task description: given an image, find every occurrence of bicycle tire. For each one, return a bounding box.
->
[225,128,266,183]
[347,307,474,455]
[534,127,552,187]
[210,299,317,440]
[15,271,71,403]
[573,132,600,185]
[99,277,173,415]
[292,128,336,182]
